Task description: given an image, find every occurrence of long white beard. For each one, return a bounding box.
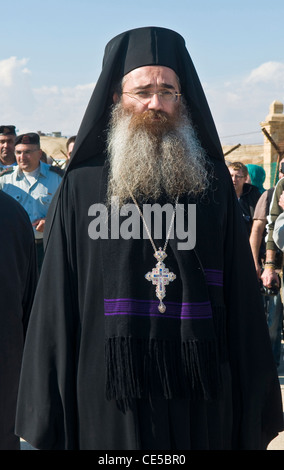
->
[106,100,210,206]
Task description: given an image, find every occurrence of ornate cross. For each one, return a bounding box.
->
[145,248,176,313]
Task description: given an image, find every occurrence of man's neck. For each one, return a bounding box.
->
[22,165,41,177]
[0,156,16,166]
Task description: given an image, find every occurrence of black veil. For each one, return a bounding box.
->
[68,26,224,171]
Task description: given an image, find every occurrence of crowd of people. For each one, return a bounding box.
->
[0,127,76,272]
[227,159,284,368]
[1,26,284,451]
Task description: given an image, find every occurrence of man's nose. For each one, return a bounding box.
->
[147,93,163,110]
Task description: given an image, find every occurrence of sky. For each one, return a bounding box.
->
[1,0,284,145]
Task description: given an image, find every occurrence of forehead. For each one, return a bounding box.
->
[15,143,38,151]
[0,135,15,143]
[123,66,180,89]
[229,168,244,175]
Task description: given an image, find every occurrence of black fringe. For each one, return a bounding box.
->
[105,336,221,408]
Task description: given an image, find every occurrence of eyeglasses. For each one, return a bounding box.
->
[15,149,38,157]
[122,90,182,104]
[231,174,245,179]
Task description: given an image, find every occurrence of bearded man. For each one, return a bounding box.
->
[107,100,209,205]
[15,27,283,451]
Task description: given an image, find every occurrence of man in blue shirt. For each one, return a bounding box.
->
[0,125,17,172]
[0,132,63,271]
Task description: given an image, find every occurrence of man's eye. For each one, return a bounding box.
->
[136,91,150,97]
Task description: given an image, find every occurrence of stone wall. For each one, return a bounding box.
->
[223,144,264,165]
[223,101,284,189]
[261,101,284,187]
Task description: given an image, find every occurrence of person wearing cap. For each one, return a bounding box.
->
[0,125,17,172]
[0,132,63,272]
[15,27,283,450]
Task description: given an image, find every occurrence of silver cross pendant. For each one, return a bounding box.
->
[145,248,176,313]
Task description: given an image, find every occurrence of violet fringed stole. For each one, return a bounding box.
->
[101,226,225,408]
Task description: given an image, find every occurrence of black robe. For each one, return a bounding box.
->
[238,183,261,235]
[0,191,37,450]
[15,154,283,450]
[15,26,284,451]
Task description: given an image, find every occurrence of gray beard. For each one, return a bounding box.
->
[106,100,211,206]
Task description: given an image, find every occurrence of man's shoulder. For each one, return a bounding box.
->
[0,166,16,178]
[274,177,284,193]
[49,165,64,178]
[66,154,105,181]
[40,161,64,180]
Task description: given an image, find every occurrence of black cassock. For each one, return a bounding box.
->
[15,155,283,450]
[15,26,284,450]
[0,191,37,449]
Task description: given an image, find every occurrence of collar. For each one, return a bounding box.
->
[16,161,49,180]
[240,183,253,197]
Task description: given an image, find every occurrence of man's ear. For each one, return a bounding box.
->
[113,92,119,104]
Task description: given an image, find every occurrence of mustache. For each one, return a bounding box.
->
[128,110,177,137]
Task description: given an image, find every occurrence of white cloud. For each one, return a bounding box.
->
[0,56,29,86]
[0,56,95,136]
[32,83,96,135]
[205,61,284,144]
[0,57,36,120]
[245,61,284,84]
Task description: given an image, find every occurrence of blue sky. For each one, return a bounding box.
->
[1,0,284,144]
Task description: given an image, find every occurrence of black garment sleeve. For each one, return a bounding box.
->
[15,177,80,450]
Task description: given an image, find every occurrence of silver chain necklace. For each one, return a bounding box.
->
[125,186,178,313]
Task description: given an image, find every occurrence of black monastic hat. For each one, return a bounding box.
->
[68,27,224,170]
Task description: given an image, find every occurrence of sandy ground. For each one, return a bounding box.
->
[39,135,68,166]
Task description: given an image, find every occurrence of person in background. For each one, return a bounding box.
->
[0,191,37,449]
[0,133,63,273]
[61,135,77,169]
[228,161,261,234]
[272,192,284,248]
[66,135,76,161]
[262,168,284,291]
[0,125,17,172]
[249,159,284,367]
[261,162,284,351]
[246,164,266,194]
